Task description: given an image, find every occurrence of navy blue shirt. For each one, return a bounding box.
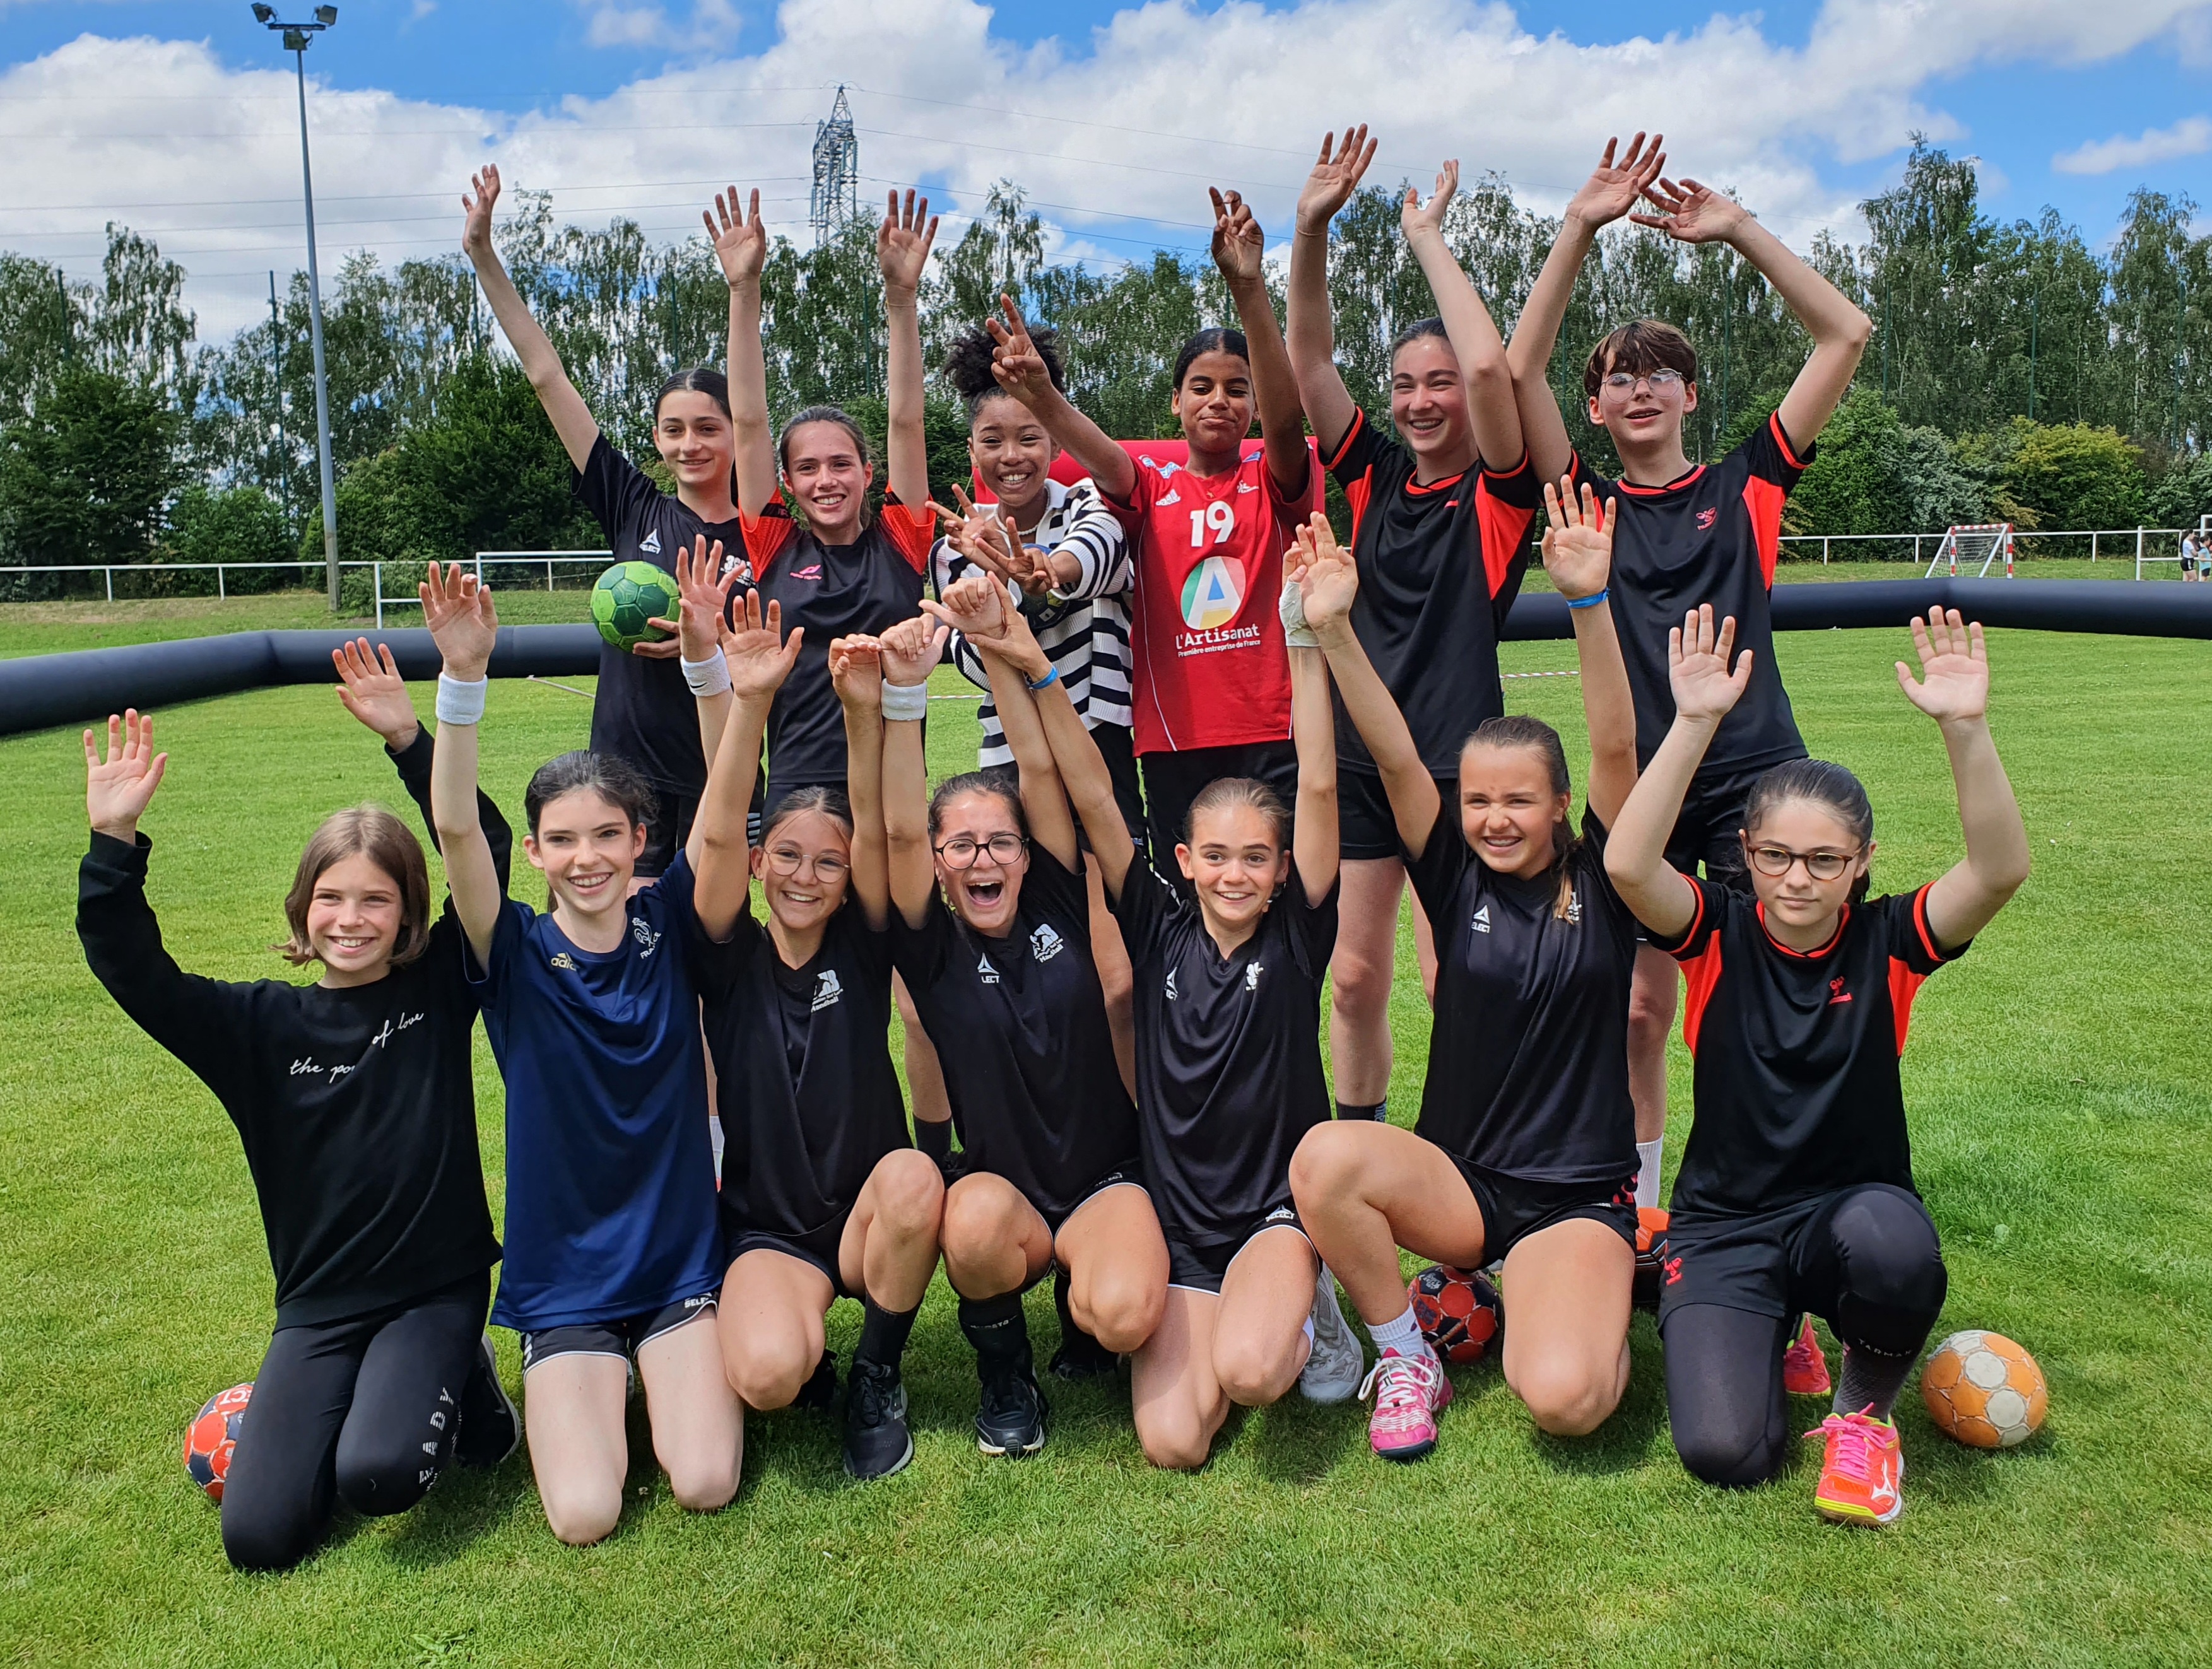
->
[470,852,721,1331]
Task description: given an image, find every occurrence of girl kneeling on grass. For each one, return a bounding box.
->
[876,568,1167,1460]
[1290,483,1647,1463]
[1604,605,2030,1524]
[78,709,516,1572]
[684,591,944,1485]
[422,562,741,1545]
[973,515,1355,1468]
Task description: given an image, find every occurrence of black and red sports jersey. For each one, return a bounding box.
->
[1655,878,1968,1218]
[1402,802,1640,1188]
[1326,408,1541,775]
[731,494,931,792]
[1572,413,1812,776]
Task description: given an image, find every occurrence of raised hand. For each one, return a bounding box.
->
[332,637,420,749]
[828,635,884,712]
[1631,175,1748,245]
[1288,511,1358,635]
[929,485,1046,595]
[665,535,739,664]
[85,710,168,840]
[419,561,498,679]
[1668,604,1753,725]
[1295,126,1377,236]
[703,185,767,287]
[719,588,803,701]
[461,164,502,261]
[1539,477,1615,603]
[922,571,1012,645]
[878,616,949,689]
[1895,607,1989,725]
[876,189,939,298]
[1401,159,1459,243]
[1209,187,1266,286]
[1563,133,1666,231]
[985,294,1056,409]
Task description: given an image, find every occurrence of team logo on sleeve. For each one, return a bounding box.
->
[1180,556,1247,630]
[977,952,1001,987]
[1028,923,1064,964]
[811,969,844,1011]
[640,529,662,554]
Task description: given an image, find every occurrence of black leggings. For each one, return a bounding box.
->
[220,1270,489,1572]
[1662,1185,1945,1489]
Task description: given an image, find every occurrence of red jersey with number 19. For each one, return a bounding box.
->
[1108,448,1307,756]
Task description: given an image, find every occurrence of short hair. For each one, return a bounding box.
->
[1583,319,1699,402]
[1184,775,1288,850]
[524,751,657,837]
[778,406,873,476]
[1461,715,1580,919]
[1172,327,1250,393]
[654,366,731,423]
[927,769,1027,840]
[944,324,1066,423]
[276,805,432,969]
[1744,758,1876,903]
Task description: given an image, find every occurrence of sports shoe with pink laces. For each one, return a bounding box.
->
[1806,1406,1904,1525]
[1783,1314,1832,1397]
[1359,1347,1452,1463]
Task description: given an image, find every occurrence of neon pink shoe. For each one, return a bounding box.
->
[1783,1314,1832,1397]
[1806,1406,1905,1525]
[1359,1347,1452,1463]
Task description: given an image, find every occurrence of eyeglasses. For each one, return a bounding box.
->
[1745,843,1860,882]
[935,833,1028,870]
[763,846,848,880]
[1601,368,1686,394]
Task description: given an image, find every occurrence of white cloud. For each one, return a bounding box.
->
[4,0,2211,341]
[2054,114,2212,175]
[583,4,671,49]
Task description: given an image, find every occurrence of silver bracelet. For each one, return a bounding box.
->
[435,674,488,726]
[881,681,931,721]
[681,651,732,697]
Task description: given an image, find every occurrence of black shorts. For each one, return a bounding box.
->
[1452,1159,1638,1263]
[726,1214,856,1300]
[1077,722,1149,852]
[1164,1204,1311,1295]
[637,788,700,880]
[1338,768,1457,863]
[1654,1184,1938,1328]
[1139,741,1298,873]
[1663,760,1789,888]
[938,1159,1147,1244]
[519,1288,719,1374]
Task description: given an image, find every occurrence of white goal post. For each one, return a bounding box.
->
[1924,523,2015,580]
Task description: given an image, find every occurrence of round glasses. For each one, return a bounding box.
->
[935,833,1028,870]
[1601,368,1686,393]
[1745,843,1859,882]
[763,846,848,881]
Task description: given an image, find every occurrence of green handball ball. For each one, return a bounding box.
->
[590,560,682,652]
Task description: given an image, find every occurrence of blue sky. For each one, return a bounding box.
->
[3,0,2209,336]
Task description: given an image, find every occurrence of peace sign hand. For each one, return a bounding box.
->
[461,164,501,259]
[665,536,739,665]
[1563,133,1666,231]
[1895,607,1989,725]
[1401,160,1459,243]
[332,637,420,749]
[877,189,939,298]
[1209,188,1266,286]
[1668,604,1753,726]
[1631,176,1748,245]
[85,710,168,841]
[1539,477,1615,603]
[704,185,767,287]
[985,294,1056,409]
[1295,126,1377,236]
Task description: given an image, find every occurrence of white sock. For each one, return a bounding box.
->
[1368,1305,1428,1360]
[1635,1138,1664,1210]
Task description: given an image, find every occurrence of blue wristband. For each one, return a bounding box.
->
[1026,664,1061,693]
[1567,589,1609,611]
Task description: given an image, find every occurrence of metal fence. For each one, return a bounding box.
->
[1777,527,2192,579]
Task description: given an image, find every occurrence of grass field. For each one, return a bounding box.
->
[3,618,2209,1666]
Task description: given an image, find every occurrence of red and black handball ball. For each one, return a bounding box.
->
[1632,1207,1670,1313]
[183,1383,252,1503]
[1407,1265,1502,1365]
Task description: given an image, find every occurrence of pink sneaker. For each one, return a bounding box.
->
[1783,1315,1832,1397]
[1806,1406,1905,1525]
[1359,1348,1452,1463]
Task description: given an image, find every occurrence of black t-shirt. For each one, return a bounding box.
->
[736,494,932,794]
[697,899,908,1243]
[1403,802,1640,1188]
[76,833,502,1328]
[1110,860,1338,1247]
[574,435,741,795]
[891,846,1139,1221]
[1654,878,1967,1218]
[1572,413,1812,776]
[1326,409,1543,775]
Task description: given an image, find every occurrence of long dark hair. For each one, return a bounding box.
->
[1745,758,1876,903]
[524,751,657,836]
[1172,326,1250,392]
[654,366,731,422]
[1463,715,1580,920]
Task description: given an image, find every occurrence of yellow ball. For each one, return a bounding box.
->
[1921,1329,2047,1448]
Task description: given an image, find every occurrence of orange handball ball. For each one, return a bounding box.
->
[1921,1330,2047,1448]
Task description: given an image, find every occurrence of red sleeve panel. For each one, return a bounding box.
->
[1741,474,1787,590]
[741,495,797,573]
[878,496,936,575]
[1475,453,1543,600]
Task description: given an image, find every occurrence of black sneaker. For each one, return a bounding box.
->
[842,1359,914,1481]
[796,1349,839,1412]
[453,1333,521,1470]
[1049,1325,1119,1381]
[976,1359,1048,1458]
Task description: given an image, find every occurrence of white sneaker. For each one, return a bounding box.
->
[1300,1262,1365,1403]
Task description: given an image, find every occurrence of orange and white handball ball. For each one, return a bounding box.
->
[1921,1330,2047,1448]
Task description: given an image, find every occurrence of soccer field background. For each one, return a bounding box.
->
[1,621,2208,1666]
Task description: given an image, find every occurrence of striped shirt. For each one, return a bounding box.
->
[933,476,1133,768]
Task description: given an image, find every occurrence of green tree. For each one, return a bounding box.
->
[0,367,181,590]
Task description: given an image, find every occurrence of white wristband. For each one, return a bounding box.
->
[435,674,488,726]
[881,681,931,721]
[1279,578,1319,649]
[681,651,732,697]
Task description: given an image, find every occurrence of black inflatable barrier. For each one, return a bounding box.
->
[2,580,2206,739]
